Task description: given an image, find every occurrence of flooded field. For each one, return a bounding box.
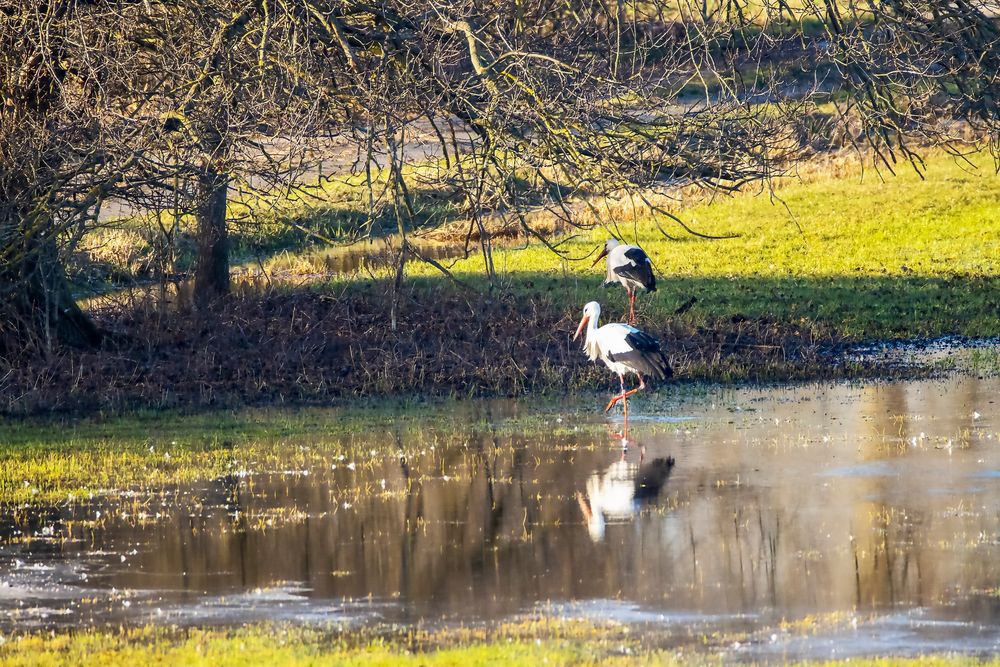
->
[2,375,1000,660]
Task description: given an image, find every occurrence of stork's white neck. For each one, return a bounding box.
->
[585,310,600,336]
[583,308,601,361]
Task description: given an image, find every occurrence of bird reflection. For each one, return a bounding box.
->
[576,441,675,542]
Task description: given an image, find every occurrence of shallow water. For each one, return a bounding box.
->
[3,375,1000,659]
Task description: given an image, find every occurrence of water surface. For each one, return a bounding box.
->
[3,375,1000,659]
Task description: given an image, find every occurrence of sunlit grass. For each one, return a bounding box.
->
[0,400,618,505]
[80,148,1000,343]
[396,149,1000,339]
[1,621,997,666]
[0,407,391,505]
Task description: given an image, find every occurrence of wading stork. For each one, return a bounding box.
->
[593,238,656,325]
[573,301,672,420]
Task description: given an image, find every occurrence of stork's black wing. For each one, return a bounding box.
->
[607,330,673,380]
[613,247,656,292]
[633,456,675,502]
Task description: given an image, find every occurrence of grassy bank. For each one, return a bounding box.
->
[0,398,638,505]
[2,285,853,415]
[5,150,999,415]
[389,149,1000,339]
[0,401,525,505]
[0,408,326,506]
[91,148,1000,341]
[1,621,997,666]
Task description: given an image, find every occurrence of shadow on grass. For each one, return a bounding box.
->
[481,272,1000,340]
[230,185,467,261]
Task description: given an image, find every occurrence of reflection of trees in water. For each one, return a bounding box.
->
[31,393,1000,621]
[847,377,996,609]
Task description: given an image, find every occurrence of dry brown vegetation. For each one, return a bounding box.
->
[0,285,852,415]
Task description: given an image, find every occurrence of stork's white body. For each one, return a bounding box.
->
[578,453,676,542]
[603,243,651,291]
[582,320,647,378]
[587,460,639,519]
[573,301,672,420]
[583,459,638,541]
[594,239,656,324]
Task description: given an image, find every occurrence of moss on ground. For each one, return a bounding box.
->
[0,399,623,505]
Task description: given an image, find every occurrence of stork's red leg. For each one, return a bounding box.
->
[627,290,636,325]
[605,374,628,412]
[618,374,647,402]
[618,375,644,428]
[622,386,630,436]
[606,374,647,413]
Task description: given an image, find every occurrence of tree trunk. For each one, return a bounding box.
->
[24,240,102,350]
[0,210,102,353]
[1,1,104,354]
[193,165,230,307]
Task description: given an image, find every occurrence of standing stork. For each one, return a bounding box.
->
[593,238,656,325]
[573,301,672,421]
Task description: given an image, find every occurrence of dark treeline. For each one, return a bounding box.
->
[0,0,998,400]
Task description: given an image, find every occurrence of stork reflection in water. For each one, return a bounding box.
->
[576,442,675,542]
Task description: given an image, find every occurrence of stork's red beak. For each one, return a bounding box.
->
[573,314,589,341]
[591,246,609,267]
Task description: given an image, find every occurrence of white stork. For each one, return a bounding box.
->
[576,453,675,542]
[593,238,656,325]
[573,301,672,418]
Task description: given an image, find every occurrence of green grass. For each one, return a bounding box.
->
[0,406,414,505]
[73,147,1000,396]
[84,147,1000,343]
[3,624,650,667]
[387,149,1000,339]
[1,622,997,666]
[0,399,620,505]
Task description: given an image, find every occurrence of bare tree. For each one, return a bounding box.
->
[1,0,341,353]
[118,0,341,306]
[0,0,152,351]
[4,0,999,357]
[753,0,1000,170]
[280,0,810,288]
[842,0,1000,167]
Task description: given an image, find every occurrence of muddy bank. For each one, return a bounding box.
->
[3,286,864,415]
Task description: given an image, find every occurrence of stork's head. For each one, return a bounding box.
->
[591,238,621,266]
[573,301,601,341]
